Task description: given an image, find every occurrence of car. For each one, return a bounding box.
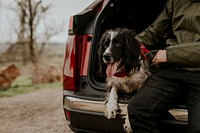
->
[62,0,188,132]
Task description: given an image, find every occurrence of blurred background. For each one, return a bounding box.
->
[0,0,94,92]
[0,1,95,133]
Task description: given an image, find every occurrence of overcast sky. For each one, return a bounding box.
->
[0,0,95,43]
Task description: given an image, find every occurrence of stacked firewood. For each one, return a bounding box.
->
[0,64,20,89]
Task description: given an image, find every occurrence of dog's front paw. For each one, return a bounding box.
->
[123,115,133,133]
[104,100,120,119]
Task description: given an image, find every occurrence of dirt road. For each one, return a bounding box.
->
[0,88,73,133]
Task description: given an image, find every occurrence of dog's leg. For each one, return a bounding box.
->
[104,86,120,119]
[123,114,133,133]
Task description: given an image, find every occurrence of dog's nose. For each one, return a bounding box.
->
[103,53,111,62]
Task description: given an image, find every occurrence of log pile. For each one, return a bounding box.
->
[0,64,20,89]
[32,64,62,84]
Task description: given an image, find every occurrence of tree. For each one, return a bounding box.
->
[0,0,63,64]
[17,0,51,64]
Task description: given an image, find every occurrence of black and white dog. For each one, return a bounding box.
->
[98,28,153,133]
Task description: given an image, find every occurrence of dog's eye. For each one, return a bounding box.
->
[115,43,121,47]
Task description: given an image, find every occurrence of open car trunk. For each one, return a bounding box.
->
[89,0,167,91]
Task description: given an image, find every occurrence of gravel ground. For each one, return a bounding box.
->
[0,88,73,133]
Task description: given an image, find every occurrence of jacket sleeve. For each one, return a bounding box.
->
[167,42,200,68]
[136,0,200,68]
[135,0,173,47]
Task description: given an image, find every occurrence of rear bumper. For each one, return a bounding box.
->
[64,96,128,115]
[63,96,127,133]
[63,96,188,133]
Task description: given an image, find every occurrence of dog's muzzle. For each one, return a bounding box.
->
[103,52,112,63]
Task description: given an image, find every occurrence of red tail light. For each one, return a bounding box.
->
[63,35,83,91]
[63,29,92,91]
[65,110,71,121]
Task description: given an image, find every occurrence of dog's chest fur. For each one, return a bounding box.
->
[106,61,151,93]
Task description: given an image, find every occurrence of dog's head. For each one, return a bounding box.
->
[98,28,141,78]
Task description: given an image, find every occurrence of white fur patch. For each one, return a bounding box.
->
[105,87,119,119]
[123,115,133,133]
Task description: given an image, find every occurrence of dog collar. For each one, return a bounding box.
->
[113,71,127,77]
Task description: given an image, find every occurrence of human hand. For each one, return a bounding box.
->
[152,50,167,63]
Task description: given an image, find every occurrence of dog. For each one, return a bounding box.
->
[98,28,153,133]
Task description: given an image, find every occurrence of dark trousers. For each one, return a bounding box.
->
[128,67,200,133]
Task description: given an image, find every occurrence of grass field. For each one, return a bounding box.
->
[0,42,65,98]
[0,80,62,97]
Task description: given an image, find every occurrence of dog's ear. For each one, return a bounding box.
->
[97,31,109,79]
[123,29,140,73]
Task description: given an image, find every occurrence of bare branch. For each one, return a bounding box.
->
[1,0,63,64]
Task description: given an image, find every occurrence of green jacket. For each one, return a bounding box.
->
[135,0,200,71]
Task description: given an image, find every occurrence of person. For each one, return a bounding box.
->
[128,0,200,132]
